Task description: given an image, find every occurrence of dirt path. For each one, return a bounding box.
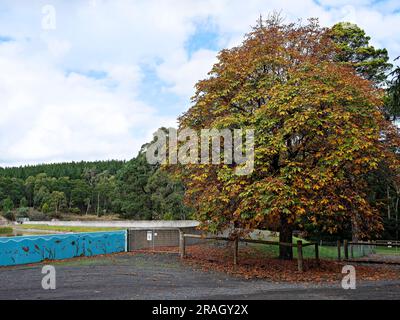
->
[0,253,399,300]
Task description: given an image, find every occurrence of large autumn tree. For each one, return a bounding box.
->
[173,17,400,260]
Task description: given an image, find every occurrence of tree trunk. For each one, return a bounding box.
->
[86,200,91,216]
[395,192,399,241]
[279,215,293,260]
[351,214,359,242]
[97,192,100,217]
[394,184,400,241]
[387,186,391,219]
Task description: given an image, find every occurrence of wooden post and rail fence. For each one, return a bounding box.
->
[338,239,400,261]
[179,231,319,272]
[337,239,400,261]
[180,231,400,269]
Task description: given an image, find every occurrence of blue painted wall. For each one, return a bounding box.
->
[0,231,127,267]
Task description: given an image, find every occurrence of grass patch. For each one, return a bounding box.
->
[0,227,13,234]
[16,224,124,233]
[374,246,400,255]
[251,236,364,260]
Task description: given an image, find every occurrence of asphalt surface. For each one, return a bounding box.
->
[0,253,399,300]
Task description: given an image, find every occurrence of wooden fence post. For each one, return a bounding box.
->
[297,240,303,272]
[233,238,239,267]
[314,242,319,264]
[344,240,349,260]
[179,230,186,259]
[337,240,341,261]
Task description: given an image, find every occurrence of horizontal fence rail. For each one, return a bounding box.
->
[348,241,400,247]
[0,230,127,267]
[182,234,316,247]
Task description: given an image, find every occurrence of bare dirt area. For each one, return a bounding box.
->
[0,252,399,300]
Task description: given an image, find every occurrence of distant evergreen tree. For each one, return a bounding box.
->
[330,22,392,86]
[386,56,400,120]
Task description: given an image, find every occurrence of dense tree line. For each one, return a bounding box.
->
[0,156,191,221]
[0,160,125,180]
[115,141,191,220]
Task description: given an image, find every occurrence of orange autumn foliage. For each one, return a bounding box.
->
[171,17,400,248]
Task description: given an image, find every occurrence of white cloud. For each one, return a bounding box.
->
[316,0,373,7]
[0,40,175,166]
[157,49,218,98]
[0,0,398,166]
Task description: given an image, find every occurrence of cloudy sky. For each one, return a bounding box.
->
[0,0,399,167]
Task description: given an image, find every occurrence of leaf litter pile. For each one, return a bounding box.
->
[181,243,400,283]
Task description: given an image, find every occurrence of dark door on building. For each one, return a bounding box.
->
[128,229,181,251]
[128,230,154,250]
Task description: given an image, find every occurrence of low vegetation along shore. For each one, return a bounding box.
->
[0,227,13,235]
[14,224,124,233]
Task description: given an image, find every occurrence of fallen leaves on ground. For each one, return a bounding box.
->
[181,244,400,283]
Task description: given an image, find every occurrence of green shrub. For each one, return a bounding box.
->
[163,212,174,220]
[28,211,48,221]
[69,207,81,214]
[19,197,28,208]
[16,207,29,218]
[1,198,13,213]
[2,211,15,221]
[41,203,50,214]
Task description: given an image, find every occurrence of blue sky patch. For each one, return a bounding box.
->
[0,35,13,43]
[137,63,184,117]
[185,21,220,57]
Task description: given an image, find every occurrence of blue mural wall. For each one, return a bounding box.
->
[0,231,127,267]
